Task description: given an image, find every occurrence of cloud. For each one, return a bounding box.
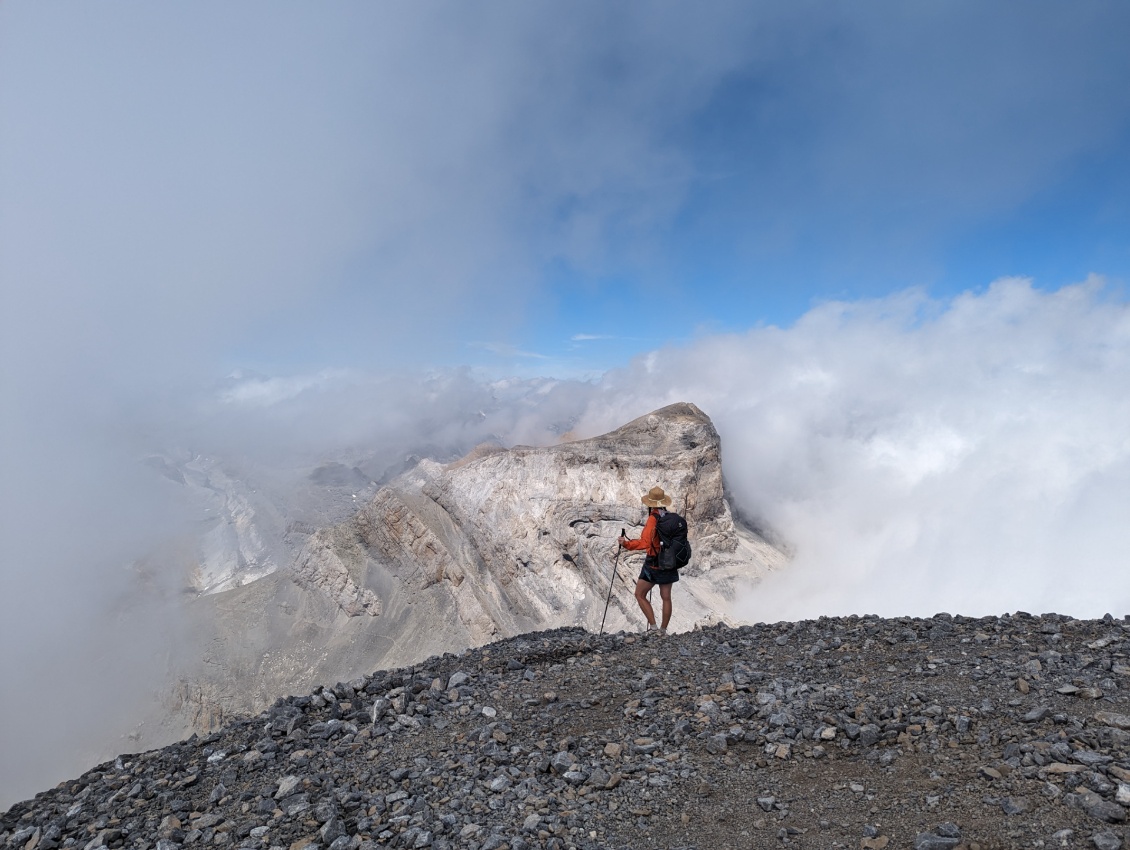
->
[219,370,351,407]
[572,277,1130,621]
[571,334,618,341]
[471,343,552,361]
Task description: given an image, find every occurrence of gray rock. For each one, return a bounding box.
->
[132,404,790,761]
[319,816,346,844]
[1022,706,1051,723]
[587,768,611,789]
[1086,799,1128,824]
[447,672,470,690]
[914,834,960,850]
[549,752,575,774]
[1074,750,1115,767]
[274,775,301,799]
[706,734,728,754]
[1050,743,1073,762]
[1093,832,1123,850]
[9,828,37,846]
[1074,789,1129,823]
[369,698,391,723]
[313,799,337,823]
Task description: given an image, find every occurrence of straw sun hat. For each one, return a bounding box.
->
[641,486,672,508]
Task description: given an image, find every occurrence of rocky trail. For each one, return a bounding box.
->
[6,612,1130,850]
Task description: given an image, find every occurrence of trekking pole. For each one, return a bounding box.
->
[599,531,625,636]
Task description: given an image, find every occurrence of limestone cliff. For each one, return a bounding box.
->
[295,402,780,637]
[154,403,786,741]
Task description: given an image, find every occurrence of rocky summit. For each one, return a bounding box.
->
[7,612,1130,850]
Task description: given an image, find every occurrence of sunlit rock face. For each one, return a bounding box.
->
[298,402,781,632]
[161,403,786,739]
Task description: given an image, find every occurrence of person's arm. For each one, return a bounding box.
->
[621,513,658,553]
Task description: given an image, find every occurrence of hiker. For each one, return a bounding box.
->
[619,485,677,635]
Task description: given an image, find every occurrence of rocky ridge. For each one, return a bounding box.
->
[164,404,783,741]
[7,612,1130,850]
[290,401,780,637]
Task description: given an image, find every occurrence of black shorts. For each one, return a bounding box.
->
[639,560,679,585]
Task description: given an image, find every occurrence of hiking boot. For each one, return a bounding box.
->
[658,627,667,637]
[645,624,659,636]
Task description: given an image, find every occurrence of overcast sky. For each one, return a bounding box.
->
[3,1,1130,806]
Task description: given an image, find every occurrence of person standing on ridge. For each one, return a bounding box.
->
[619,485,677,635]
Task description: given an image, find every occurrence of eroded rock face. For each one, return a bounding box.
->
[154,403,784,744]
[295,402,783,640]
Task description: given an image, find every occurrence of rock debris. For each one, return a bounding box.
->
[5,611,1130,849]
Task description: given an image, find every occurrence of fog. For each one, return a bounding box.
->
[574,278,1130,622]
[4,0,1130,811]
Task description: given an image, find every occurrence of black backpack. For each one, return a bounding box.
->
[655,511,692,570]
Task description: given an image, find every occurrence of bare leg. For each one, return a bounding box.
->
[634,579,656,626]
[659,583,673,630]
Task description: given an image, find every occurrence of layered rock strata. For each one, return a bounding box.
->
[163,403,784,741]
[293,401,778,635]
[6,612,1130,850]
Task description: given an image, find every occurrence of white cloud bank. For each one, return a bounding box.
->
[194,277,1130,622]
[574,277,1130,621]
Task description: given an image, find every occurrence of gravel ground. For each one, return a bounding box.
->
[5,612,1130,850]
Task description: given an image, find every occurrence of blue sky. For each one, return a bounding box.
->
[5,2,1128,387]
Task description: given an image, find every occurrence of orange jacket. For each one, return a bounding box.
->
[623,510,660,557]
